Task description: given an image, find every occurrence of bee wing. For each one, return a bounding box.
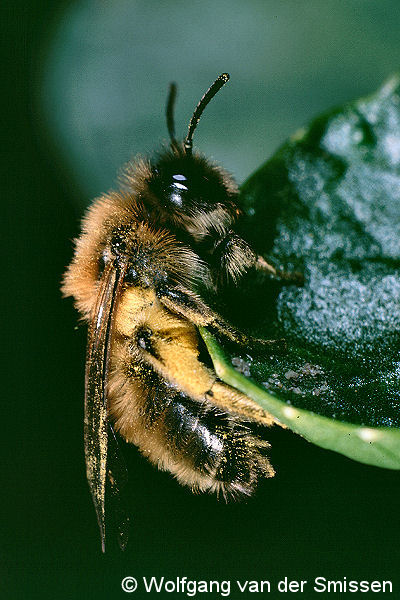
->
[84,259,128,552]
[106,423,130,550]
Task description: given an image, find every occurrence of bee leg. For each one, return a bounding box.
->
[210,320,287,355]
[157,285,222,327]
[158,284,251,341]
[158,285,286,353]
[211,231,303,286]
[205,381,278,426]
[256,255,304,285]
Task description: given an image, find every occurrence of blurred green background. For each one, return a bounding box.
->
[5,1,400,598]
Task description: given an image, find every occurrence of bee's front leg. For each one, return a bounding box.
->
[211,230,304,286]
[255,255,304,285]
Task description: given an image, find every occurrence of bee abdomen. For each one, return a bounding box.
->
[146,386,274,499]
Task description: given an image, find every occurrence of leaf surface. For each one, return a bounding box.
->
[202,77,400,468]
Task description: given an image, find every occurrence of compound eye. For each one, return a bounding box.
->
[169,174,188,207]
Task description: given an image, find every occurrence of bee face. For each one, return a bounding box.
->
[62,74,295,551]
[143,147,240,239]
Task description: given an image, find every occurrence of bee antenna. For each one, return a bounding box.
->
[166,82,178,149]
[184,73,230,155]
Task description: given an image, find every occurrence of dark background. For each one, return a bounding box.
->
[4,2,400,598]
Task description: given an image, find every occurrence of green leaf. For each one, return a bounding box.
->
[201,77,400,469]
[200,328,400,470]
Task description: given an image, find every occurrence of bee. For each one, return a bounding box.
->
[63,74,299,551]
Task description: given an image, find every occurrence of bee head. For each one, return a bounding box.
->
[142,73,240,239]
[145,145,239,238]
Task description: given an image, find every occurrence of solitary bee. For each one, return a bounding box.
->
[63,74,299,551]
